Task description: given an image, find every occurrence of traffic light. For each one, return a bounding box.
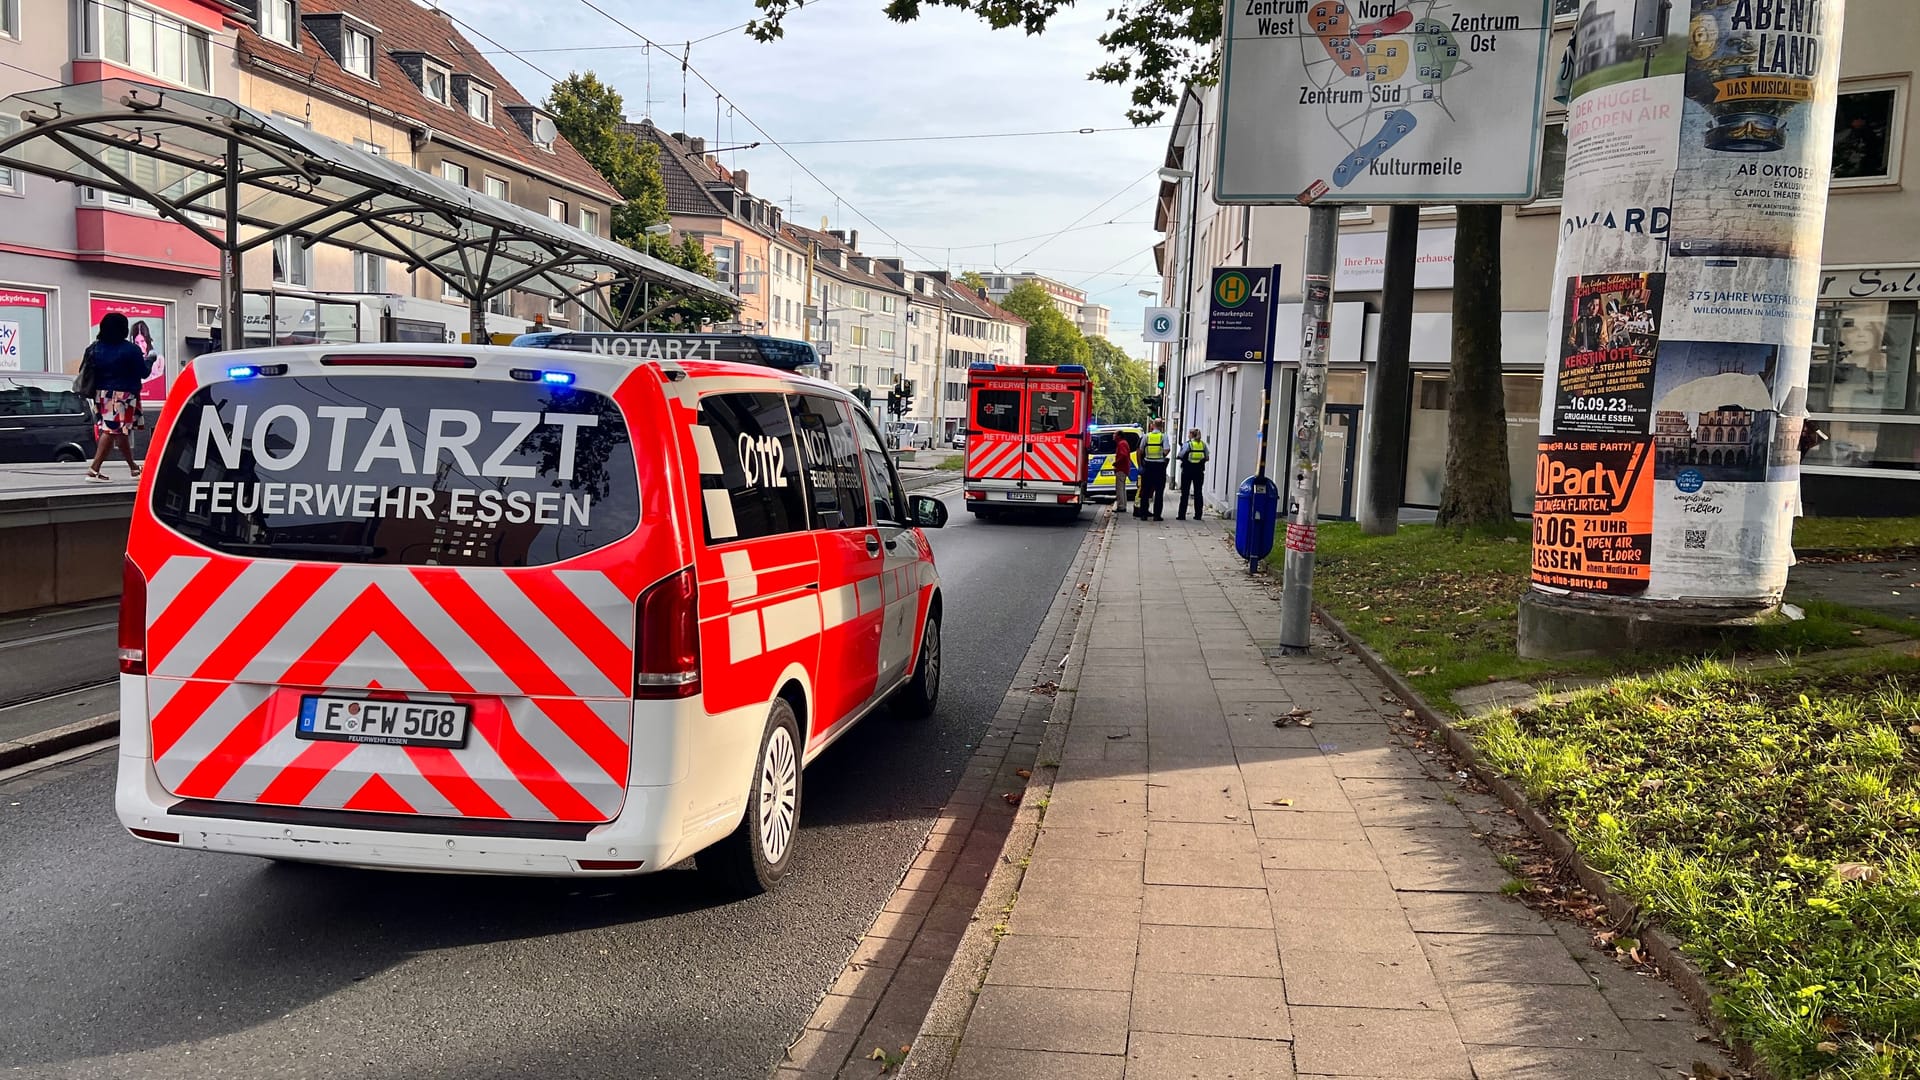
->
[1156,363,1167,391]
[1143,395,1162,414]
[853,385,872,408]
[885,389,900,416]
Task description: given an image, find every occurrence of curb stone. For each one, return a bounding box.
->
[892,514,1112,1080]
[0,713,118,771]
[771,513,1104,1080]
[1313,603,1772,1080]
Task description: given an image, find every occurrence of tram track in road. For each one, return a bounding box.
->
[0,602,121,767]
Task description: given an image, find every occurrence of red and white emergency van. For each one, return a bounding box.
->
[115,342,947,895]
[962,362,1090,519]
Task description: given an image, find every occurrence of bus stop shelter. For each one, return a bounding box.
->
[0,79,737,341]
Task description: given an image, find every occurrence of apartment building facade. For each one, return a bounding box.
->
[882,263,1026,438]
[0,0,243,385]
[632,122,786,331]
[781,225,909,396]
[1157,0,1917,519]
[235,0,619,342]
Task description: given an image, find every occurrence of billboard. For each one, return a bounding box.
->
[1216,1,1557,204]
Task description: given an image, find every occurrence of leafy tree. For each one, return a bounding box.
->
[547,71,728,329]
[997,281,1090,367]
[749,0,1221,124]
[1086,336,1151,424]
[958,270,990,294]
[545,73,668,242]
[1435,206,1512,527]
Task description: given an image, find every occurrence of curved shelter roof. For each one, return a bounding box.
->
[0,79,735,332]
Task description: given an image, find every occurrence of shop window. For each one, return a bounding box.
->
[1833,82,1904,186]
[1802,420,1920,473]
[1403,372,1542,515]
[1810,301,1920,418]
[0,288,52,373]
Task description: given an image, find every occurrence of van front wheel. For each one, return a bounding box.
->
[700,698,802,897]
[895,614,941,719]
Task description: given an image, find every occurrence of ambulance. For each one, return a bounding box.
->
[961,362,1090,520]
[1086,424,1144,503]
[114,342,947,896]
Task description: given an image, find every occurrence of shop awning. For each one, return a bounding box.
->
[0,79,736,335]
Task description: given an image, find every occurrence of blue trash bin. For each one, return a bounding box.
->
[1235,475,1281,562]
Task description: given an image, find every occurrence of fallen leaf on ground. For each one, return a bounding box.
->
[1407,665,1437,676]
[1836,862,1884,883]
[1015,768,1032,779]
[1267,798,1294,806]
[1816,1041,1841,1054]
[1002,792,1022,805]
[1106,731,1132,740]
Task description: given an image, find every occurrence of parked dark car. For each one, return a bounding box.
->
[0,374,97,463]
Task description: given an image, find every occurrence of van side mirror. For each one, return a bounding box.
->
[909,495,948,529]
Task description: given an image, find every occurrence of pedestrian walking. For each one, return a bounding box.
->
[1136,419,1170,521]
[1177,428,1210,520]
[81,312,147,482]
[1110,429,1134,518]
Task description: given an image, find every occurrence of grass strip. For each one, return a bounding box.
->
[1465,658,1920,1080]
[1290,522,1874,709]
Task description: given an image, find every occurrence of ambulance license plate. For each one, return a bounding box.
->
[1007,491,1037,501]
[296,696,470,749]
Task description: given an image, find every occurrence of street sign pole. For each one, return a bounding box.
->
[1278,207,1338,652]
[1253,264,1284,480]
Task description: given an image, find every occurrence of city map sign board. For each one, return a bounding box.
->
[1216,1,1557,205]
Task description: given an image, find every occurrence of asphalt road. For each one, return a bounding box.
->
[0,489,1090,1080]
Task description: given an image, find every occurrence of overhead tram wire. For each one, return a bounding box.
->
[568,0,944,269]
[996,166,1160,272]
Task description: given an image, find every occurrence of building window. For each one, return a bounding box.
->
[0,115,17,194]
[1536,120,1568,202]
[712,244,734,288]
[546,197,566,223]
[876,329,896,351]
[487,292,512,316]
[850,325,867,347]
[260,0,294,46]
[355,139,384,157]
[1,0,17,38]
[881,295,896,314]
[342,27,373,79]
[0,287,51,372]
[483,175,508,201]
[272,235,310,287]
[467,86,492,124]
[88,0,213,89]
[353,251,385,292]
[578,207,599,235]
[440,160,468,187]
[422,61,450,106]
[1833,82,1905,186]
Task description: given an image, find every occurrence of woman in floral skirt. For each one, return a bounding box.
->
[85,312,147,481]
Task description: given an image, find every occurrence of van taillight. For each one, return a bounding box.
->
[119,556,147,675]
[634,567,699,699]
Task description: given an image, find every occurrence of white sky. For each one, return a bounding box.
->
[444,0,1169,353]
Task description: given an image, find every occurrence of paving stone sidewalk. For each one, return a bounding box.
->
[924,515,1739,1080]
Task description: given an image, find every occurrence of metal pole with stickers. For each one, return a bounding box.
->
[1215,1,1556,652]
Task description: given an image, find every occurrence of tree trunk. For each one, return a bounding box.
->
[1435,204,1513,528]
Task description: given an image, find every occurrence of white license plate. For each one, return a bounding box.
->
[1007,491,1038,501]
[296,696,471,749]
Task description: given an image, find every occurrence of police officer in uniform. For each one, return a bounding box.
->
[1135,419,1171,521]
[1177,428,1209,521]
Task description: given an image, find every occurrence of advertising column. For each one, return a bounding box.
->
[1531,0,1844,626]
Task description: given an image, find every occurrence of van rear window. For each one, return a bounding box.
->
[150,375,639,567]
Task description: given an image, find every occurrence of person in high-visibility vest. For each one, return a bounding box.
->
[1135,419,1171,521]
[1177,428,1210,521]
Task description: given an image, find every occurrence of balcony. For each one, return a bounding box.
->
[74,208,220,276]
